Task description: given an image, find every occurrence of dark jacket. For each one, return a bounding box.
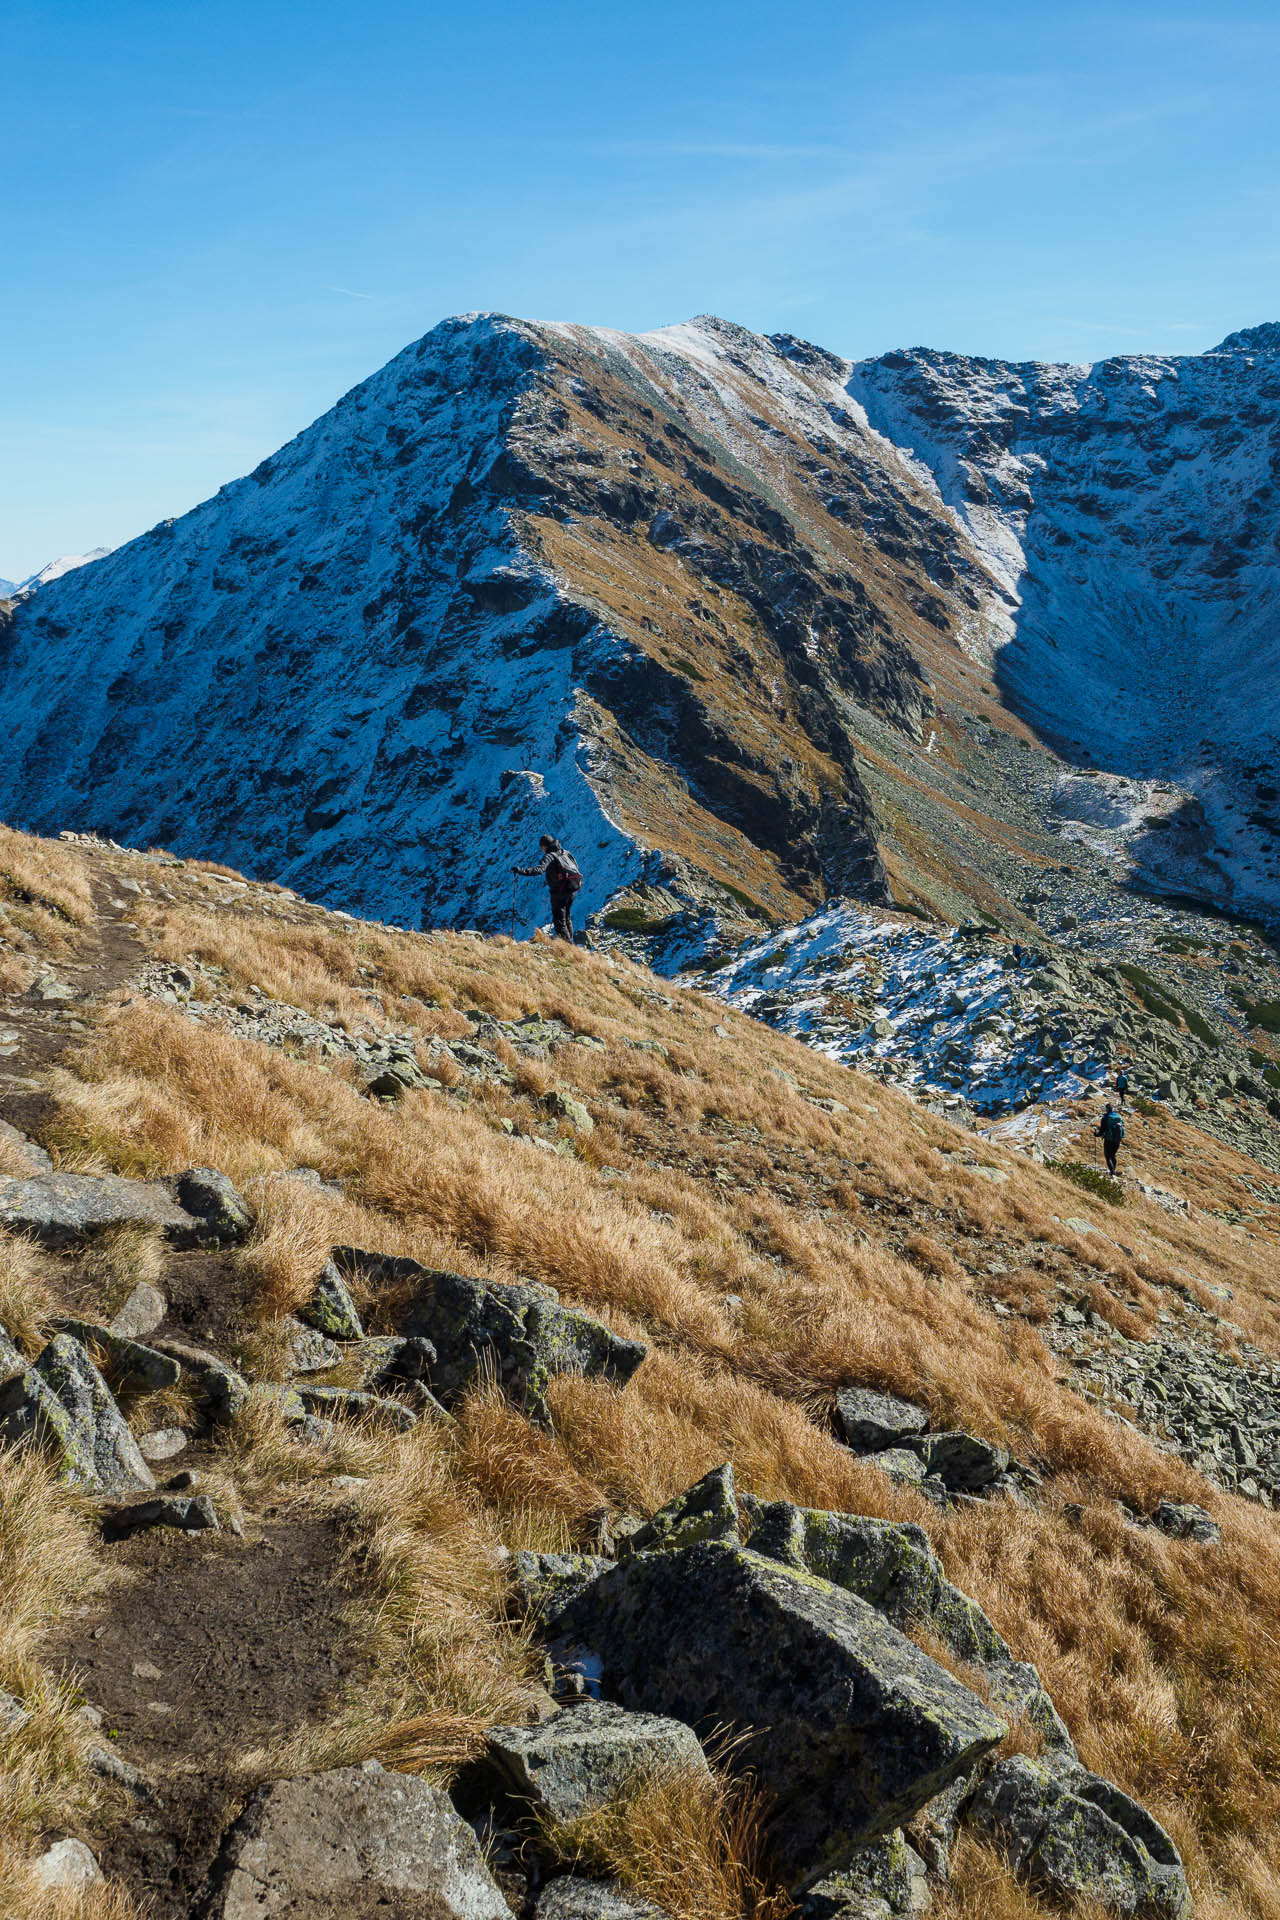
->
[516,843,580,895]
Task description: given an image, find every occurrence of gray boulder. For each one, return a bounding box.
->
[620,1463,739,1557]
[538,1878,667,1920]
[353,1333,439,1391]
[743,1499,1074,1758]
[0,1172,197,1247]
[836,1389,929,1454]
[546,1542,1005,1886]
[902,1432,1010,1493]
[103,1493,220,1540]
[54,1318,181,1393]
[337,1248,646,1417]
[0,1334,155,1492]
[486,1699,709,1823]
[299,1259,364,1340]
[965,1756,1191,1919]
[1152,1500,1219,1545]
[802,1830,930,1920]
[153,1339,250,1423]
[284,1318,343,1373]
[175,1168,253,1245]
[196,1761,513,1919]
[510,1552,614,1627]
[109,1282,168,1340]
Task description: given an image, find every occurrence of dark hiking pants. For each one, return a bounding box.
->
[550,892,574,942]
[1104,1143,1118,1175]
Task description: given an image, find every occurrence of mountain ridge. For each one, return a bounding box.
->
[0,309,1277,941]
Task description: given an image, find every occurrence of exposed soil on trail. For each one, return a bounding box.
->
[49,1513,368,1919]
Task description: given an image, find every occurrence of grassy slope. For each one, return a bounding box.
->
[0,828,1278,1918]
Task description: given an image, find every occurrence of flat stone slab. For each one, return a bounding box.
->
[198,1762,513,1919]
[538,1878,668,1920]
[546,1542,1005,1886]
[836,1389,929,1453]
[487,1699,709,1823]
[0,1173,197,1247]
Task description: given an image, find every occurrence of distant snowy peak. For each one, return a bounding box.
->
[16,547,113,594]
[1212,323,1280,355]
[0,578,16,598]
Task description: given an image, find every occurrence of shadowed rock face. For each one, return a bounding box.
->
[544,1541,1006,1886]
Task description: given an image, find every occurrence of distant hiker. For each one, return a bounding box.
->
[1097,1103,1125,1176]
[1115,1066,1130,1108]
[515,835,582,943]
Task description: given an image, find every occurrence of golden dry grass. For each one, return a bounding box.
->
[10,845,1280,1920]
[541,1760,794,1920]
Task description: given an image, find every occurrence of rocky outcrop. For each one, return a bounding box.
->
[966,1756,1191,1920]
[545,1541,1006,1885]
[337,1248,646,1418]
[0,1331,155,1492]
[196,1762,513,1919]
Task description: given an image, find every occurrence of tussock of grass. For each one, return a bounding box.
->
[0,1237,56,1354]
[540,1761,793,1920]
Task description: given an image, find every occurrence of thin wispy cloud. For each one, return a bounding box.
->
[326,285,377,300]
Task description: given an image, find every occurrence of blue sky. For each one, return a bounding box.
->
[3,0,1279,580]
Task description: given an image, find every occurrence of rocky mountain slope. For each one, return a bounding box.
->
[2,316,1279,946]
[0,821,1279,1920]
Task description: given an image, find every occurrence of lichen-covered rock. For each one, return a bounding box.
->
[537,1877,668,1920]
[196,1762,513,1919]
[175,1167,253,1245]
[0,1355,97,1484]
[299,1259,365,1340]
[544,1089,594,1133]
[353,1333,438,1391]
[0,1172,197,1247]
[337,1247,646,1417]
[836,1389,929,1453]
[906,1777,969,1881]
[965,1756,1192,1919]
[284,1319,343,1373]
[1152,1500,1219,1545]
[903,1432,1009,1492]
[621,1463,739,1557]
[54,1317,181,1393]
[545,1542,1005,1887]
[802,1830,930,1920]
[297,1385,418,1430]
[510,1552,614,1626]
[0,1334,155,1492]
[486,1698,709,1823]
[154,1339,250,1423]
[742,1500,1074,1758]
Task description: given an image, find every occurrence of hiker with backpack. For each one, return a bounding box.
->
[1097,1103,1125,1176]
[1115,1065,1130,1108]
[515,835,582,943]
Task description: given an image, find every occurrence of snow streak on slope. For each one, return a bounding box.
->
[0,320,642,931]
[849,333,1280,917]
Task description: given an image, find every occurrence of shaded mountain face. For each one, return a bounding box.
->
[851,333,1280,913]
[0,312,1277,932]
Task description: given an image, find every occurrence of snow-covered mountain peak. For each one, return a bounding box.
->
[1212,322,1280,355]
